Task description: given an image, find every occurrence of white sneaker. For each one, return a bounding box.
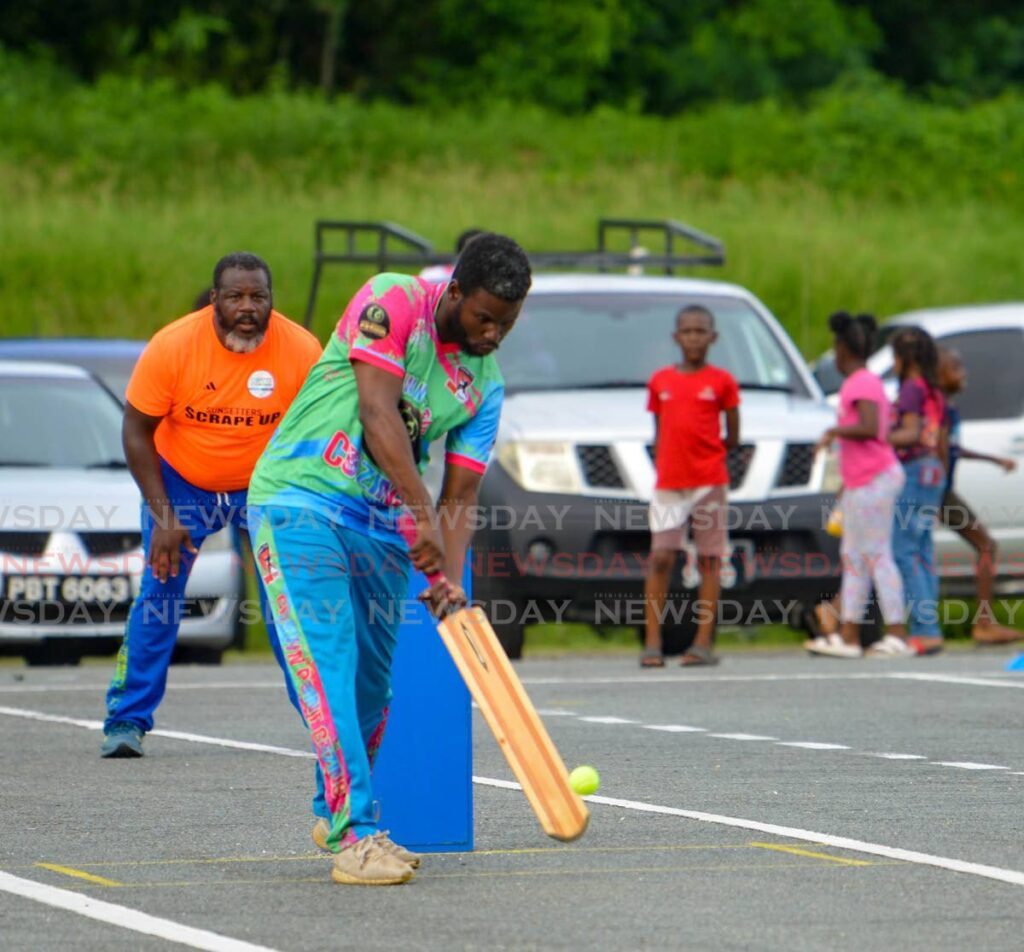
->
[804,634,863,659]
[866,634,915,658]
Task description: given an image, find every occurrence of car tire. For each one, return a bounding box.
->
[661,620,699,657]
[493,619,526,660]
[634,619,698,657]
[24,643,82,667]
[171,645,224,665]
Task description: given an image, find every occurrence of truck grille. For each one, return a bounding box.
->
[646,443,755,490]
[577,445,626,489]
[0,532,50,556]
[80,532,143,556]
[776,443,815,488]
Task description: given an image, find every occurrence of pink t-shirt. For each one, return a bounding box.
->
[837,368,899,489]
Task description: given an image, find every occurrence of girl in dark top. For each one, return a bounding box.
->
[889,327,947,655]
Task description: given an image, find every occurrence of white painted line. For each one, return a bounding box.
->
[868,753,928,761]
[577,716,636,725]
[8,701,1023,890]
[887,673,1024,690]
[0,706,314,759]
[0,706,103,730]
[708,733,777,741]
[149,728,314,759]
[642,725,708,733]
[534,709,577,716]
[0,870,279,952]
[471,777,1024,889]
[776,742,850,751]
[521,673,885,685]
[931,762,1010,771]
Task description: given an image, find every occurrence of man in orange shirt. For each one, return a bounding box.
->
[101,252,322,757]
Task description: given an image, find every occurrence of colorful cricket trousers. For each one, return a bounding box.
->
[104,459,295,733]
[248,503,410,851]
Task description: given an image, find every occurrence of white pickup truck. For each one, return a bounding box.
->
[304,219,842,657]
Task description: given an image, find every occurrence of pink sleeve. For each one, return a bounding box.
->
[337,280,415,379]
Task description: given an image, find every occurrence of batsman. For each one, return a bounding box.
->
[247,233,532,885]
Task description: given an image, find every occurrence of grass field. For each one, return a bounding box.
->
[3,168,1022,360]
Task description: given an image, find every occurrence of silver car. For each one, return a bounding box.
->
[0,360,244,665]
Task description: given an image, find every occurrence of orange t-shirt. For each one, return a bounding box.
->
[126,307,322,491]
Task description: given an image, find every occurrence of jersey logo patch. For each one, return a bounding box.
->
[358,303,391,340]
[446,365,475,403]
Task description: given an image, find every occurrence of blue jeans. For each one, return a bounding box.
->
[104,459,295,733]
[248,503,410,849]
[892,456,945,638]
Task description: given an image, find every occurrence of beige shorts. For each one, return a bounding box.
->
[649,485,729,556]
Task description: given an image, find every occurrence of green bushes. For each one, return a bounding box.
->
[4,55,1024,203]
[2,60,1022,349]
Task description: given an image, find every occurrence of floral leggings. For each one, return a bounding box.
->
[840,464,906,626]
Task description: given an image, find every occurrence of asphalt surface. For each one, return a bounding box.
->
[2,649,1024,951]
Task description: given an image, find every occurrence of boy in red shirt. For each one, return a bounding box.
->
[642,305,740,667]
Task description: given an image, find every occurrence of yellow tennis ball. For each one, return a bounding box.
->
[569,765,600,796]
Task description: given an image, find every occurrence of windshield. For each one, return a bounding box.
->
[497,293,808,395]
[0,376,126,468]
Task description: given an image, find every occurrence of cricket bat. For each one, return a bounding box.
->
[434,601,590,842]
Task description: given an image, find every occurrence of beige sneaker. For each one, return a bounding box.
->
[331,834,414,885]
[313,818,422,868]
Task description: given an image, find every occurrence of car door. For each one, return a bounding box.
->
[934,327,1024,579]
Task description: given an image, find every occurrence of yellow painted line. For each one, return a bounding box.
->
[35,863,125,887]
[17,844,744,871]
[41,854,324,870]
[472,843,749,856]
[99,859,880,889]
[749,842,873,866]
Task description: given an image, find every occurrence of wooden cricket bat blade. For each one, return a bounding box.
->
[436,606,589,841]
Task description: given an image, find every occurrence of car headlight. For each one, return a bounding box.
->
[820,447,842,494]
[497,441,582,493]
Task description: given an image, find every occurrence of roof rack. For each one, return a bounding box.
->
[303,217,725,327]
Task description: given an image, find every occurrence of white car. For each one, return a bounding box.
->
[0,361,244,665]
[813,303,1024,597]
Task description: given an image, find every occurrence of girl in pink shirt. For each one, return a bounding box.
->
[807,312,909,658]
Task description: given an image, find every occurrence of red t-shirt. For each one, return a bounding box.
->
[647,364,740,489]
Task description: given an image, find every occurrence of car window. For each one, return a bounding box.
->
[811,352,843,395]
[0,376,125,467]
[499,293,807,395]
[939,329,1024,421]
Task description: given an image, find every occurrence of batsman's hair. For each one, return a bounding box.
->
[890,325,940,388]
[213,252,273,292]
[455,228,485,253]
[828,310,877,360]
[452,233,531,302]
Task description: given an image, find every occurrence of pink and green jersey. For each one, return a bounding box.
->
[248,273,504,542]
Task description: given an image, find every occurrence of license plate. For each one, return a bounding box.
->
[4,575,132,605]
